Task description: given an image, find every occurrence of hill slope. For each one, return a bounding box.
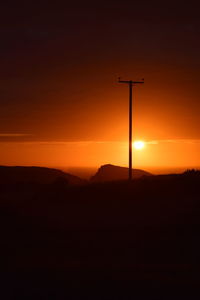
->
[0,166,86,185]
[1,170,200,298]
[91,164,152,182]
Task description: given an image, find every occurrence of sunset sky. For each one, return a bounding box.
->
[0,1,200,172]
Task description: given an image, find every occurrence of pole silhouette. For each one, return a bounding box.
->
[118,78,144,181]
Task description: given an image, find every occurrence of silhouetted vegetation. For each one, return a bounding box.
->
[1,169,200,299]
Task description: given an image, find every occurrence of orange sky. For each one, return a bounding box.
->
[0,1,200,172]
[0,70,200,171]
[0,139,199,173]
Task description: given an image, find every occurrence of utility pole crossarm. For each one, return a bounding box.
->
[118,78,144,85]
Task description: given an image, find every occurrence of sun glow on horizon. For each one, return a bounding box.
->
[133,140,145,150]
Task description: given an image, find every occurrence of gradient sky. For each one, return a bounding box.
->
[0,1,200,170]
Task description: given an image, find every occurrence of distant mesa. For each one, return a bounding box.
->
[0,166,86,185]
[91,164,152,182]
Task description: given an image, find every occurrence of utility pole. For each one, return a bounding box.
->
[118,78,144,181]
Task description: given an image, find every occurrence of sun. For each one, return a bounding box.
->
[133,140,145,150]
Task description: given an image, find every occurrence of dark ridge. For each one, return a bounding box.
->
[0,165,86,185]
[1,170,200,298]
[90,164,152,182]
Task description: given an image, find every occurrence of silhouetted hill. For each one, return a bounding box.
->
[91,164,152,182]
[1,170,200,299]
[0,166,86,185]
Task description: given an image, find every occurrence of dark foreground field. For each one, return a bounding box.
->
[1,171,200,299]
